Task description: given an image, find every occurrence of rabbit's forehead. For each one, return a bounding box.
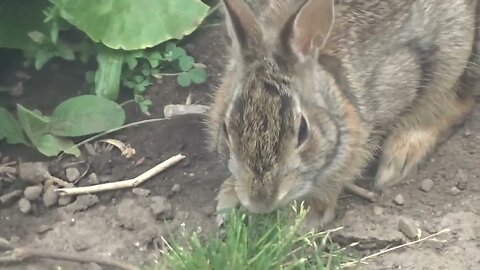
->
[226,75,297,177]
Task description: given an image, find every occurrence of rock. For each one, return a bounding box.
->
[463,128,472,137]
[454,169,469,191]
[420,178,434,193]
[393,194,405,205]
[18,198,32,214]
[86,173,100,185]
[64,194,99,213]
[65,167,80,182]
[373,206,384,216]
[18,162,49,184]
[132,188,151,197]
[24,185,43,200]
[150,196,173,219]
[172,184,182,193]
[0,190,22,205]
[58,195,74,206]
[448,187,462,196]
[398,217,419,239]
[43,185,58,207]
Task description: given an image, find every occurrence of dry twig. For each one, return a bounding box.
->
[55,154,185,195]
[0,240,139,270]
[344,183,377,202]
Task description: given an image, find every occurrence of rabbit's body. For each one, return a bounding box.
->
[207,0,478,228]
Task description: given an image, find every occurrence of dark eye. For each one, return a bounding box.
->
[296,115,308,148]
[223,122,229,142]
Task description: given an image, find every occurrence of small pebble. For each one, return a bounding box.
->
[373,206,384,216]
[464,128,472,137]
[18,198,32,214]
[0,190,22,205]
[393,194,405,205]
[24,185,43,200]
[58,195,74,206]
[43,185,59,207]
[132,188,151,197]
[398,217,419,239]
[454,169,469,191]
[420,178,434,193]
[448,187,462,196]
[86,173,100,185]
[172,184,182,193]
[65,167,80,182]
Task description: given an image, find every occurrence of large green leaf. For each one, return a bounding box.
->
[35,134,80,157]
[0,108,28,145]
[0,0,49,51]
[49,95,125,137]
[52,0,210,50]
[16,104,51,144]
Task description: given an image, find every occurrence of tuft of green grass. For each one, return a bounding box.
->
[157,204,348,270]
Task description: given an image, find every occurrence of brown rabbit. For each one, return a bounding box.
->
[206,0,479,228]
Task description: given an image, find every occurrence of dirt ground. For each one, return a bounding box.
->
[1,24,479,270]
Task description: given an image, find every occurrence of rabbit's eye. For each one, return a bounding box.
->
[296,115,308,148]
[223,122,230,142]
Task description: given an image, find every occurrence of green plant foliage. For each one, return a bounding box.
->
[94,48,124,100]
[177,67,207,87]
[52,0,210,50]
[16,104,51,145]
[49,95,126,137]
[0,108,28,145]
[35,133,80,157]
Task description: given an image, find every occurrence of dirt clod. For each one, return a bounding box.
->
[86,173,100,185]
[64,194,99,213]
[150,196,173,219]
[454,169,469,190]
[43,185,59,207]
[65,167,80,182]
[393,194,405,205]
[58,195,74,206]
[0,190,22,205]
[420,178,434,192]
[18,197,32,213]
[24,185,43,200]
[18,162,49,184]
[448,187,462,196]
[398,217,419,239]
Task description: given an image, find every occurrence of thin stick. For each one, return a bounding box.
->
[55,154,185,196]
[344,183,377,202]
[341,228,450,268]
[0,247,139,270]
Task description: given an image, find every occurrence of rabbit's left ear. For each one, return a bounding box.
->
[223,0,263,59]
[282,0,335,61]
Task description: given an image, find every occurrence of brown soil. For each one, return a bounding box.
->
[0,24,479,270]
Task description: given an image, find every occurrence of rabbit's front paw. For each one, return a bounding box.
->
[298,199,336,234]
[375,129,437,190]
[215,178,239,228]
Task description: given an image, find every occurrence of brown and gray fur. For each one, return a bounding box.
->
[206,0,479,228]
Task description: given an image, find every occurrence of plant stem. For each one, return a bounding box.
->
[120,99,135,107]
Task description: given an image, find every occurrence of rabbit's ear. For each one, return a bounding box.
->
[223,0,263,58]
[284,0,335,60]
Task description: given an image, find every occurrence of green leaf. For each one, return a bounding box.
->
[34,50,55,70]
[126,56,138,70]
[147,58,160,68]
[52,0,210,50]
[35,134,80,157]
[139,99,152,116]
[165,46,187,61]
[16,104,50,144]
[177,73,192,87]
[0,0,50,52]
[49,95,125,137]
[0,108,28,145]
[94,48,123,100]
[123,80,136,89]
[179,56,194,72]
[188,67,207,84]
[85,71,95,84]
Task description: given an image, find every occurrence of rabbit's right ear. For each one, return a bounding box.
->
[223,0,263,59]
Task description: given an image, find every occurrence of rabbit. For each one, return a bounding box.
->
[205,0,479,229]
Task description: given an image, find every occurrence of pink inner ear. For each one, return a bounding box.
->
[291,0,334,57]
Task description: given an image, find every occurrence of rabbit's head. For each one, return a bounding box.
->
[211,0,348,214]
